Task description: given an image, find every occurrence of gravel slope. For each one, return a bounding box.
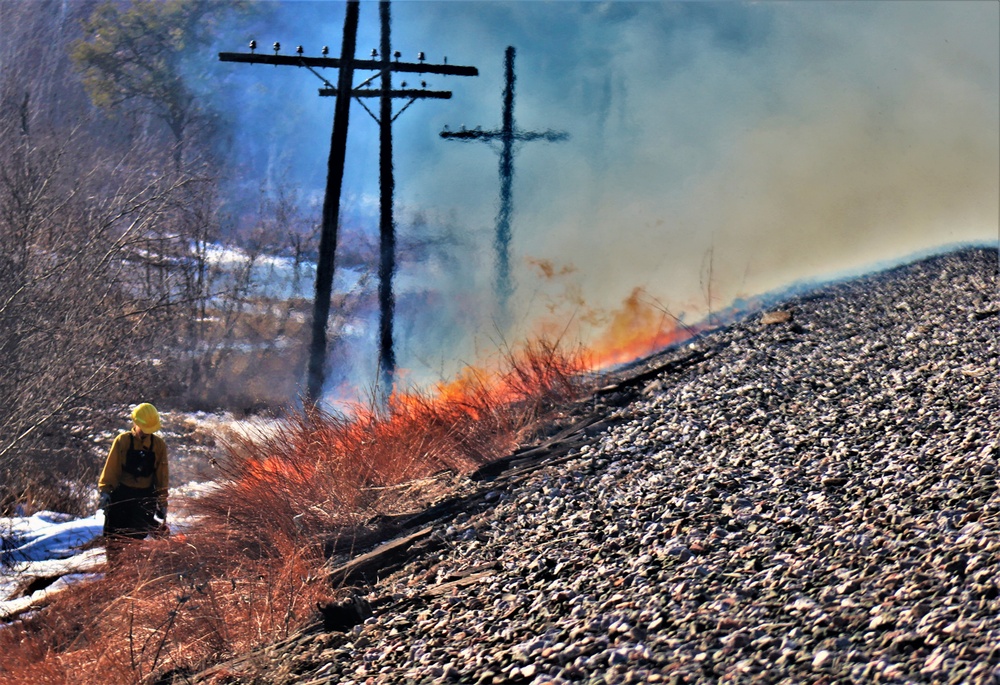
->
[223,246,999,685]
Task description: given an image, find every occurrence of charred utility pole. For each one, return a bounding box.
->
[441,46,568,328]
[318,1,444,398]
[220,1,477,405]
[314,1,358,406]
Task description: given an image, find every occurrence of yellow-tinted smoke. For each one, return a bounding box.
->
[506,1,998,355]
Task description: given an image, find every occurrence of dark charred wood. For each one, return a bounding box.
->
[317,590,372,632]
[327,526,438,586]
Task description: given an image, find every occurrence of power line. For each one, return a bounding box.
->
[441,46,567,328]
[219,1,477,404]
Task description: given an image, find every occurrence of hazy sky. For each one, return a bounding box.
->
[212,0,999,389]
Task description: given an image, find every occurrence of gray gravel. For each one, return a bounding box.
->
[264,247,999,684]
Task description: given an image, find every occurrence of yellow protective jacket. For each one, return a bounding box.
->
[98,431,169,506]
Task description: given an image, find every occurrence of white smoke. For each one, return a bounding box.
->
[217,1,999,389]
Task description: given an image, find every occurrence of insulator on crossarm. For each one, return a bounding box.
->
[296,45,303,55]
[322,46,329,56]
[272,42,281,54]
[249,40,257,53]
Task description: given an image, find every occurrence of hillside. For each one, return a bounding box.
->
[184,245,998,684]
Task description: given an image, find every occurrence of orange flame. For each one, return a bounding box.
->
[586,287,692,369]
[526,257,697,372]
[390,342,588,422]
[238,454,316,492]
[233,274,703,491]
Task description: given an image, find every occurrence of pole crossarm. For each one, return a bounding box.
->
[320,88,452,99]
[218,52,477,77]
[441,128,568,142]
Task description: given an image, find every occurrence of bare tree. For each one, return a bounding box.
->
[70,0,248,172]
[0,96,197,512]
[170,182,322,411]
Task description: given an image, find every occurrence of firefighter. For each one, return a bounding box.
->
[98,403,169,567]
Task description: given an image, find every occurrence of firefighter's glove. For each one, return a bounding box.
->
[98,491,111,512]
[155,503,168,523]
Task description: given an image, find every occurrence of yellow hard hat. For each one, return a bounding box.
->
[131,403,162,433]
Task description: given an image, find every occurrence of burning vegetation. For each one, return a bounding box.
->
[0,340,588,682]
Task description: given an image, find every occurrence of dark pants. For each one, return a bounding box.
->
[103,485,157,567]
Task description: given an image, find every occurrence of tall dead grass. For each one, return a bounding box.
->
[194,339,586,559]
[0,340,587,684]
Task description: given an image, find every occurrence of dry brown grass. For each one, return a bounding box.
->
[1,534,329,683]
[0,339,587,684]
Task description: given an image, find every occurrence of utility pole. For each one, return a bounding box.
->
[220,2,477,405]
[441,46,567,328]
[377,1,398,400]
[314,1,358,407]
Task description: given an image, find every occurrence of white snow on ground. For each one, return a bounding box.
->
[1,554,105,621]
[1,512,107,620]
[1,510,104,564]
[179,410,289,445]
